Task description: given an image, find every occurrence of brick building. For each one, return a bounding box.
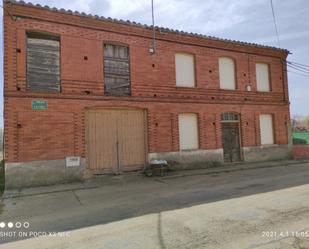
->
[3,0,292,188]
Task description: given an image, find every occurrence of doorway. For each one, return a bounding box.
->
[221,113,242,162]
[86,108,147,173]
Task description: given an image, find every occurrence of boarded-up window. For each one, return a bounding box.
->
[178,113,199,150]
[175,53,195,87]
[104,44,130,96]
[256,63,270,92]
[219,57,236,90]
[259,114,274,145]
[27,33,60,92]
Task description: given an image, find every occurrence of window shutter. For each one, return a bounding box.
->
[175,53,195,87]
[178,113,199,150]
[256,63,270,92]
[259,114,274,145]
[27,37,60,92]
[104,44,130,96]
[219,57,236,90]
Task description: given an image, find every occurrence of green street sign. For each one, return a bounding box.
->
[32,100,48,110]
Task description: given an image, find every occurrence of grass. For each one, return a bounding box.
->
[293,132,309,145]
[0,160,4,195]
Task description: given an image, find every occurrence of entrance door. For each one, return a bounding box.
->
[221,122,241,162]
[86,108,146,172]
[221,112,241,162]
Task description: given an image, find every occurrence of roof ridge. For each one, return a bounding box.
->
[5,0,289,53]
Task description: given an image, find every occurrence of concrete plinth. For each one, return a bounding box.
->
[243,144,292,162]
[149,149,224,169]
[5,158,85,189]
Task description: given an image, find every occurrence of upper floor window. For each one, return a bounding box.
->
[104,44,130,96]
[27,33,60,92]
[175,53,195,87]
[256,63,270,92]
[219,57,236,90]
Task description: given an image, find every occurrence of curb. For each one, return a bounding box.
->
[162,159,309,179]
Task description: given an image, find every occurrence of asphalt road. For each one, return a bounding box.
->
[1,162,309,248]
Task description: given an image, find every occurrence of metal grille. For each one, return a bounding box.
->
[221,112,239,121]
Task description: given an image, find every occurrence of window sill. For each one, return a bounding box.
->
[259,144,278,148]
[180,149,200,152]
[257,90,272,93]
[175,86,196,89]
[219,88,237,91]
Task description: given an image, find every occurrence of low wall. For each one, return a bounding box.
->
[5,144,293,189]
[293,145,309,159]
[5,158,85,189]
[243,144,292,162]
[149,149,224,170]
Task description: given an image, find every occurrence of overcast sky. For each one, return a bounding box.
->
[0,0,308,127]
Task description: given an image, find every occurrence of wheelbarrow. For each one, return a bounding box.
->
[144,160,169,177]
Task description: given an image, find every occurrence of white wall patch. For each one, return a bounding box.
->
[66,156,81,167]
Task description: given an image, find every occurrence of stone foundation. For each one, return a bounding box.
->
[5,158,85,189]
[243,144,292,162]
[4,145,293,189]
[149,149,224,170]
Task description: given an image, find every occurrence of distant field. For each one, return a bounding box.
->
[293,132,309,144]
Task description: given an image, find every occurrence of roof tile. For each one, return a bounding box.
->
[5,0,289,53]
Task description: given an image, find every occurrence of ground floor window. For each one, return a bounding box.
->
[259,114,274,145]
[178,113,199,150]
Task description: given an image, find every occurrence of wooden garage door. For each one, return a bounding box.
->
[86,109,146,172]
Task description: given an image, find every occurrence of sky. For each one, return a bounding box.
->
[0,0,309,127]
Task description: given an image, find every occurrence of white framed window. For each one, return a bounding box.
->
[178,113,199,150]
[256,63,270,92]
[175,53,195,87]
[259,114,274,145]
[219,57,236,90]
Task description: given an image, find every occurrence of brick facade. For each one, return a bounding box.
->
[3,1,292,187]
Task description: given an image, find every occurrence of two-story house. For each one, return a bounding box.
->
[3,0,292,188]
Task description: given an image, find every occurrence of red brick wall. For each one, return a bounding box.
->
[293,145,309,159]
[3,2,291,163]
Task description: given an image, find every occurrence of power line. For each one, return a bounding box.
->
[270,0,281,47]
[288,70,309,78]
[287,64,309,74]
[287,62,309,72]
[287,61,309,69]
[287,62,309,71]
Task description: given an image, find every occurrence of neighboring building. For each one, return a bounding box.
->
[3,0,292,188]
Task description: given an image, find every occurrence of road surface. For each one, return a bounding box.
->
[0,162,309,248]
